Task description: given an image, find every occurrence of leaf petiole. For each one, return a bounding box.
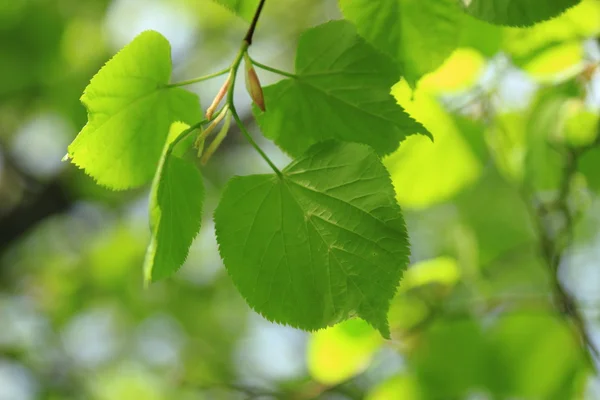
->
[249,57,296,78]
[226,44,282,178]
[166,67,230,88]
[170,119,208,150]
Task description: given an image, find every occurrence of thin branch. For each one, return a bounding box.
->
[166,67,230,88]
[250,56,296,78]
[244,0,267,45]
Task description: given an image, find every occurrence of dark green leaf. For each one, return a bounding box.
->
[214,141,410,337]
[463,0,581,26]
[144,123,205,282]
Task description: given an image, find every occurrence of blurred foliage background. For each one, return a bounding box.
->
[2,0,600,399]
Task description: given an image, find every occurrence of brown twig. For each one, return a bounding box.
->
[243,0,267,45]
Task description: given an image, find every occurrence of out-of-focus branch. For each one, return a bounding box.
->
[523,125,600,370]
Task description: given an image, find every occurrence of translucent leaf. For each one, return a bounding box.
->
[214,141,410,337]
[307,319,381,385]
[503,0,600,62]
[210,0,260,21]
[367,375,423,400]
[463,0,581,26]
[213,0,260,22]
[255,20,428,158]
[400,257,460,291]
[144,122,205,282]
[563,100,599,148]
[385,79,483,209]
[339,0,462,85]
[417,48,486,94]
[388,257,460,337]
[522,41,583,82]
[67,30,202,189]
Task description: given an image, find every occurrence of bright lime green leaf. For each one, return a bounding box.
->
[339,0,462,85]
[563,100,599,148]
[503,0,600,63]
[144,122,205,282]
[463,0,581,26]
[67,30,202,190]
[307,319,381,385]
[255,20,428,158]
[385,79,483,209]
[523,41,583,82]
[214,141,410,337]
[367,375,423,400]
[92,365,165,400]
[388,257,460,338]
[418,48,486,94]
[210,0,260,21]
[401,257,460,290]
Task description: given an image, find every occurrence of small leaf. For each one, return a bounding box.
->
[367,375,423,400]
[214,141,410,337]
[255,20,428,158]
[339,0,462,85]
[307,319,382,385]
[67,30,202,189]
[463,0,581,26]
[144,122,205,282]
[385,79,483,209]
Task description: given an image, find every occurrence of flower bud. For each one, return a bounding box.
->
[206,73,232,120]
[200,105,229,141]
[201,112,232,165]
[244,52,265,112]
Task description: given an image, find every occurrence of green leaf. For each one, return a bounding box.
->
[210,0,260,21]
[255,20,428,158]
[214,141,410,337]
[144,122,205,282]
[386,79,483,209]
[367,375,423,400]
[338,0,462,85]
[412,319,488,398]
[67,30,202,190]
[463,0,581,26]
[307,319,381,385]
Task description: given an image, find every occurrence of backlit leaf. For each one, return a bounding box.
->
[339,0,462,85]
[385,79,483,209]
[307,319,381,385]
[67,30,202,189]
[210,0,260,22]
